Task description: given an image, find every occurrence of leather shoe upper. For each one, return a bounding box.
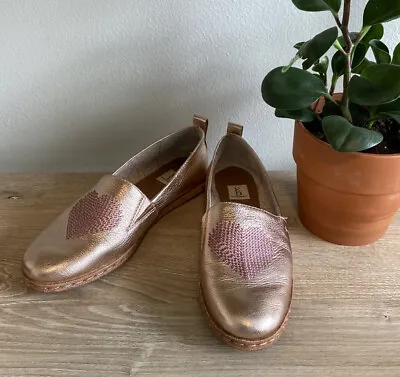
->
[200,124,293,341]
[23,118,208,286]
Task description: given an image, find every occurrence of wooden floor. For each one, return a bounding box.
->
[0,172,399,377]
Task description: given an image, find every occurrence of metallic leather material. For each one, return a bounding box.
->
[193,115,209,134]
[200,127,293,343]
[23,121,208,289]
[226,122,243,137]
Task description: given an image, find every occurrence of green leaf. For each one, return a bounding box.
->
[292,0,341,13]
[294,42,305,50]
[312,56,329,74]
[275,108,316,122]
[374,98,400,122]
[376,111,400,123]
[360,24,384,45]
[298,27,338,70]
[362,64,400,91]
[352,58,374,74]
[261,67,327,110]
[322,0,341,12]
[349,64,400,105]
[352,43,369,69]
[331,51,345,77]
[313,73,326,84]
[322,115,383,152]
[393,42,400,65]
[363,0,400,26]
[349,102,370,127]
[349,77,394,106]
[369,39,391,64]
[376,98,400,112]
[332,44,368,77]
[348,78,381,106]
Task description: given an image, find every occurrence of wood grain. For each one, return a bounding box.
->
[0,172,399,377]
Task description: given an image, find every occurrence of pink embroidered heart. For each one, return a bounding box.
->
[66,191,122,239]
[208,221,277,280]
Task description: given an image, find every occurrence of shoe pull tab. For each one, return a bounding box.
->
[193,115,208,135]
[227,122,243,137]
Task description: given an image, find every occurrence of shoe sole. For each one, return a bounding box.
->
[23,183,205,293]
[199,284,292,351]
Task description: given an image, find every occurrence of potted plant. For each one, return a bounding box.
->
[261,0,400,246]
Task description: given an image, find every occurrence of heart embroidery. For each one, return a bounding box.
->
[208,221,278,280]
[66,190,122,239]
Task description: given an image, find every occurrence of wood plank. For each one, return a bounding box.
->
[0,172,399,377]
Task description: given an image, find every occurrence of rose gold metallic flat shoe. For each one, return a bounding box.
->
[199,123,293,350]
[23,115,209,293]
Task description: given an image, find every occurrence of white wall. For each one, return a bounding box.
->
[0,0,399,172]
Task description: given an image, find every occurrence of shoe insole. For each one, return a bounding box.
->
[215,166,260,208]
[136,157,187,199]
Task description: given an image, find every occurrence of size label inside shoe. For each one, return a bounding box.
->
[227,185,250,200]
[157,169,176,185]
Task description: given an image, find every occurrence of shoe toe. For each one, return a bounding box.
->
[203,283,291,342]
[23,245,69,283]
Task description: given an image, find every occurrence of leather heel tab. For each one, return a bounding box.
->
[193,115,208,135]
[227,122,243,137]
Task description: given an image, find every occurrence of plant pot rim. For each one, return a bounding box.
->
[296,120,400,160]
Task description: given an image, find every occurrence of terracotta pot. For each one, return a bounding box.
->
[293,98,400,246]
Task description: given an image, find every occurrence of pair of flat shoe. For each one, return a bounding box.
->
[23,116,293,350]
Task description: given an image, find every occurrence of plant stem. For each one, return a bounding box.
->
[324,93,338,104]
[282,54,300,72]
[333,14,342,29]
[341,0,352,52]
[341,57,352,121]
[367,119,375,129]
[333,39,347,56]
[323,73,327,87]
[353,26,371,46]
[339,0,353,122]
[329,74,339,96]
[369,105,378,118]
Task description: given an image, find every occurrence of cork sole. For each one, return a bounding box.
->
[23,183,205,293]
[199,284,292,351]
